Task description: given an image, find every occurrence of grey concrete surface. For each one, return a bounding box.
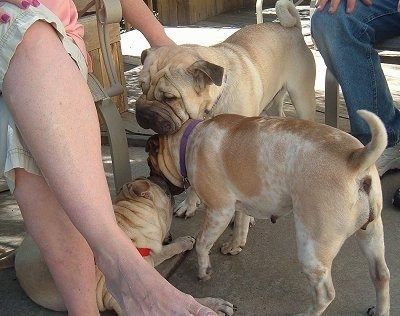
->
[1,4,400,316]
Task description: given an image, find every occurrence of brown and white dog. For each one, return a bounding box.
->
[145,111,390,315]
[0,177,235,316]
[135,0,317,237]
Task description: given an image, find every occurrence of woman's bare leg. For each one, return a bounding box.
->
[14,169,99,315]
[3,21,215,315]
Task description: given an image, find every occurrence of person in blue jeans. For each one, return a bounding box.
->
[311,0,400,176]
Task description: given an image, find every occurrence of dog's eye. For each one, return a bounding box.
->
[163,92,176,101]
[140,81,149,92]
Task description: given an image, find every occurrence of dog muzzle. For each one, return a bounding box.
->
[136,95,183,135]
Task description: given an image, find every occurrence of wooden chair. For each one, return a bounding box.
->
[325,37,400,127]
[76,0,132,192]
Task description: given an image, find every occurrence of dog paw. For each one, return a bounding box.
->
[198,274,212,282]
[367,306,376,316]
[174,201,198,218]
[220,242,243,255]
[195,297,237,316]
[249,216,256,227]
[198,266,213,281]
[174,236,195,251]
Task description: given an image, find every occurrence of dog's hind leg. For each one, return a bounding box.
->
[286,46,316,122]
[196,206,236,281]
[294,214,344,315]
[262,88,286,118]
[354,216,390,316]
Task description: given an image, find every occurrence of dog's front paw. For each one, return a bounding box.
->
[174,191,201,218]
[220,242,243,255]
[174,199,199,218]
[249,216,256,227]
[195,297,237,316]
[198,266,212,281]
[174,236,195,252]
[367,306,376,316]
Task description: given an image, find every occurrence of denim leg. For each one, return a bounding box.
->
[311,0,400,146]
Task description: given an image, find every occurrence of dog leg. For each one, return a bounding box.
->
[196,206,236,281]
[287,86,316,122]
[295,215,341,315]
[174,187,201,218]
[195,297,236,316]
[221,206,251,255]
[152,236,195,267]
[354,216,390,316]
[262,88,286,117]
[286,63,316,122]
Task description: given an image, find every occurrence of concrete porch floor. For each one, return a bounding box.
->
[1,4,399,316]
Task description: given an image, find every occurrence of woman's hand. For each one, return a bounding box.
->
[316,0,372,14]
[0,0,40,23]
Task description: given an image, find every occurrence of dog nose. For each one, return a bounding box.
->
[136,104,180,135]
[136,111,176,134]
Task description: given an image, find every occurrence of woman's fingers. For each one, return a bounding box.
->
[1,0,40,8]
[0,0,40,23]
[0,9,10,22]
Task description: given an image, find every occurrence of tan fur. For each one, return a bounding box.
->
[1,178,235,315]
[136,0,316,134]
[135,0,316,247]
[147,111,390,315]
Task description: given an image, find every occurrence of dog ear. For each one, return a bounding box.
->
[188,60,224,91]
[140,47,159,65]
[131,180,154,201]
[145,135,160,154]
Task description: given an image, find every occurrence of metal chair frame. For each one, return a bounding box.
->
[80,0,132,192]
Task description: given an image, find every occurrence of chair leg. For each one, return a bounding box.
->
[256,0,263,24]
[96,98,131,193]
[325,68,340,127]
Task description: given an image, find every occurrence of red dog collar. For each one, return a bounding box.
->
[94,247,151,264]
[137,247,151,257]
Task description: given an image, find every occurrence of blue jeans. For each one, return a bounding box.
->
[311,0,400,146]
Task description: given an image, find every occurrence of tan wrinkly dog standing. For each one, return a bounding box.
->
[145,111,390,315]
[0,177,236,316]
[135,0,317,254]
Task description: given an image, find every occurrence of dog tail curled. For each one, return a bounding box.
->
[348,110,388,172]
[275,0,302,29]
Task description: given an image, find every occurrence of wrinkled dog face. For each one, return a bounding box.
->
[116,177,173,209]
[116,177,175,231]
[145,135,185,196]
[136,46,224,135]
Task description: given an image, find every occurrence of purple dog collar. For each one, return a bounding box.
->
[179,119,202,181]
